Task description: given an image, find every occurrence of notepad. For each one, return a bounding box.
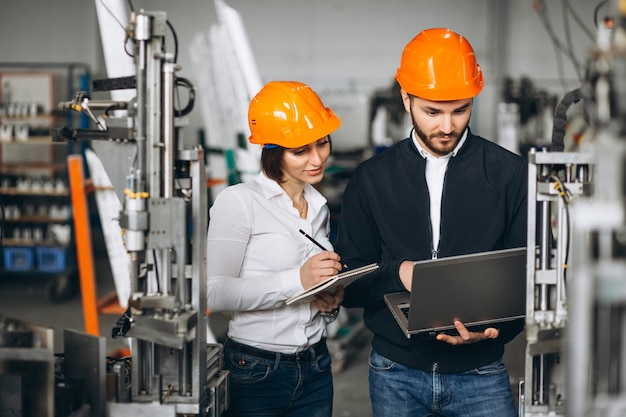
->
[285,263,379,305]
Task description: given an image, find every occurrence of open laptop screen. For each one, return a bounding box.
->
[385,247,527,338]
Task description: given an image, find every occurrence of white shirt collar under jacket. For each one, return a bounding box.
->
[412,129,468,257]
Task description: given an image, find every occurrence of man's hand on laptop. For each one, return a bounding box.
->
[435,320,499,345]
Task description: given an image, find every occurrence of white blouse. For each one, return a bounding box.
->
[206,171,333,353]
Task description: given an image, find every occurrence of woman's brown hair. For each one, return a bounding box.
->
[260,136,332,183]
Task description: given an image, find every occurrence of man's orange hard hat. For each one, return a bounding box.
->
[395,28,484,101]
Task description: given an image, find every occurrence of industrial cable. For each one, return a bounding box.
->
[166,20,179,63]
[174,77,195,117]
[549,173,572,290]
[96,0,134,58]
[152,249,161,294]
[534,1,570,92]
[563,0,596,40]
[551,87,584,151]
[98,0,128,31]
[562,0,584,82]
[533,0,586,88]
[100,0,177,62]
[594,0,610,28]
[96,0,133,58]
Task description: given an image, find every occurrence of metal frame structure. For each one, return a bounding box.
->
[522,149,593,416]
[522,1,626,416]
[564,4,626,411]
[53,9,227,417]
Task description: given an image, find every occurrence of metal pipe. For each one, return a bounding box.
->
[540,201,552,270]
[537,355,546,405]
[162,61,176,198]
[129,251,139,294]
[179,346,188,396]
[539,201,551,312]
[134,13,150,189]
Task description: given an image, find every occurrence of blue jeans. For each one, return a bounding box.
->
[223,338,333,417]
[368,348,517,417]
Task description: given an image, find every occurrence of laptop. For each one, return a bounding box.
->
[384,247,526,339]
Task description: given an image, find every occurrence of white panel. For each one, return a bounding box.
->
[94,0,135,102]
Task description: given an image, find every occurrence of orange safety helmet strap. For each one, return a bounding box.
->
[395,28,484,101]
[248,81,341,148]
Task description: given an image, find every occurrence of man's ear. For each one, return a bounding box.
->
[400,89,411,113]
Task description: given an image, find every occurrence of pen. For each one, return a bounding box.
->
[299,229,348,269]
[299,229,329,251]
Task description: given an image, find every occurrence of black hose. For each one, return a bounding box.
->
[551,87,583,151]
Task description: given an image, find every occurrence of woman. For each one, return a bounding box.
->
[206,81,344,417]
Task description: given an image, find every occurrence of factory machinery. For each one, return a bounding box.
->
[5,3,626,417]
[1,8,228,417]
[522,1,626,416]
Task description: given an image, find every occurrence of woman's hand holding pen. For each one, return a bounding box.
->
[300,251,342,290]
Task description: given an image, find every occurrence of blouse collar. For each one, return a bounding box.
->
[254,171,327,215]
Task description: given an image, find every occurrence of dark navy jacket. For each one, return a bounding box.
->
[335,129,527,373]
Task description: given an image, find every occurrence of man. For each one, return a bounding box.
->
[335,28,527,417]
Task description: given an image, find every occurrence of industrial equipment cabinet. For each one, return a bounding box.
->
[0,65,89,302]
[0,141,78,301]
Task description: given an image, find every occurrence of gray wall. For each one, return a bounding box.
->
[0,0,603,146]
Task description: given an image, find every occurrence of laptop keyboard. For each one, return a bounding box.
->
[401,307,410,319]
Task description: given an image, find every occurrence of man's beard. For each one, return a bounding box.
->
[413,121,467,157]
